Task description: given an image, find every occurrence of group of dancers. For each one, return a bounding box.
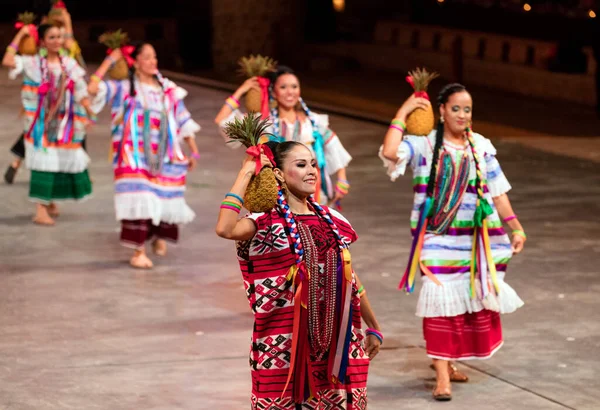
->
[3,5,527,408]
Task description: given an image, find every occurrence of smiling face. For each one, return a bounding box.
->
[272,73,301,110]
[40,26,63,54]
[134,44,158,76]
[439,90,473,135]
[274,144,317,199]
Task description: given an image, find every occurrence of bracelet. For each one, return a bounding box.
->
[503,215,517,223]
[106,54,117,66]
[63,33,73,39]
[390,119,407,132]
[389,125,405,133]
[226,96,240,110]
[6,44,17,54]
[225,192,244,205]
[365,328,383,345]
[90,73,102,83]
[220,199,242,213]
[191,152,200,159]
[336,179,350,195]
[512,229,527,239]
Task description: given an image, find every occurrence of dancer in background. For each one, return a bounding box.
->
[380,83,526,401]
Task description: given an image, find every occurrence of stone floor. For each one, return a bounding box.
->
[0,68,599,409]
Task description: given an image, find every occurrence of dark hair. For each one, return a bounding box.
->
[426,83,468,197]
[128,41,154,97]
[264,140,305,169]
[267,65,297,87]
[38,23,58,42]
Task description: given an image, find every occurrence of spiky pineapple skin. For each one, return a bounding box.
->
[406,104,434,136]
[19,36,37,55]
[107,58,129,80]
[244,168,278,213]
[245,89,262,113]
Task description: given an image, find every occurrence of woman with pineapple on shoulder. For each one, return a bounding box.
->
[215,62,352,209]
[2,21,93,224]
[380,82,526,401]
[216,113,381,409]
[87,40,201,269]
[4,4,87,185]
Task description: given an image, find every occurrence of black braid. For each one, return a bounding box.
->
[425,120,444,197]
[426,83,468,197]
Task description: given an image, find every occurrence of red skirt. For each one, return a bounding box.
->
[423,310,503,360]
[120,219,179,249]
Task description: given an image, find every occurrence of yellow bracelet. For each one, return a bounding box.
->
[90,74,101,83]
[6,45,17,54]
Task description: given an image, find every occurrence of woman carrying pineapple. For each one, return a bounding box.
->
[4,6,86,185]
[215,60,352,208]
[216,113,381,409]
[2,21,93,224]
[87,39,201,269]
[380,81,526,401]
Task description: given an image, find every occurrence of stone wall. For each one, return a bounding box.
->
[210,0,304,72]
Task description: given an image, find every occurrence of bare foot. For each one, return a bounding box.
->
[152,239,167,256]
[48,202,60,217]
[432,359,452,401]
[33,204,55,226]
[130,251,153,269]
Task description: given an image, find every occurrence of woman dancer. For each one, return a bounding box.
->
[215,65,352,208]
[4,6,86,185]
[88,43,200,269]
[380,84,526,401]
[216,139,381,409]
[2,22,92,224]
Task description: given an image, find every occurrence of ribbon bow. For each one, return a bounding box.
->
[14,23,39,45]
[257,76,271,119]
[53,1,67,8]
[245,143,275,175]
[406,76,430,100]
[107,45,135,67]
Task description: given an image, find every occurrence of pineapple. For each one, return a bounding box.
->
[17,12,37,55]
[237,55,277,112]
[405,67,439,136]
[47,0,66,26]
[99,30,130,80]
[223,114,278,213]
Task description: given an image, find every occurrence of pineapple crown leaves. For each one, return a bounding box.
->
[237,54,278,78]
[17,11,37,24]
[407,67,440,92]
[98,29,129,49]
[223,113,274,148]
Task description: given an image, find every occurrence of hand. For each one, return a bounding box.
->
[19,25,31,37]
[188,156,197,171]
[87,81,99,96]
[511,233,526,254]
[395,94,431,121]
[109,47,122,61]
[365,334,381,360]
[237,77,260,96]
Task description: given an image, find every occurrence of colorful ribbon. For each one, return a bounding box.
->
[163,86,185,162]
[26,82,51,149]
[257,76,271,119]
[58,79,75,144]
[245,143,275,175]
[14,23,39,46]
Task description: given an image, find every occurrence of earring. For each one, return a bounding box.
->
[440,116,445,123]
[39,47,48,57]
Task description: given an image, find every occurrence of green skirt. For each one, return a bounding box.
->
[29,170,92,204]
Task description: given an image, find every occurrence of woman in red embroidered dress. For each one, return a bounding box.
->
[216,140,381,409]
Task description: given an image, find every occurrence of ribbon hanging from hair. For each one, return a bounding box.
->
[470,197,500,300]
[257,77,271,119]
[245,143,275,175]
[26,82,51,150]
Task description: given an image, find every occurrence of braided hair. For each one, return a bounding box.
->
[264,141,348,266]
[426,83,468,197]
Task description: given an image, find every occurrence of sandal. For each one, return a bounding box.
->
[4,165,17,184]
[430,363,469,383]
[432,384,452,401]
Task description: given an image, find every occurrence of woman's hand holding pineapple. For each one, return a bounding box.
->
[395,94,431,123]
[87,48,122,96]
[234,77,261,101]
